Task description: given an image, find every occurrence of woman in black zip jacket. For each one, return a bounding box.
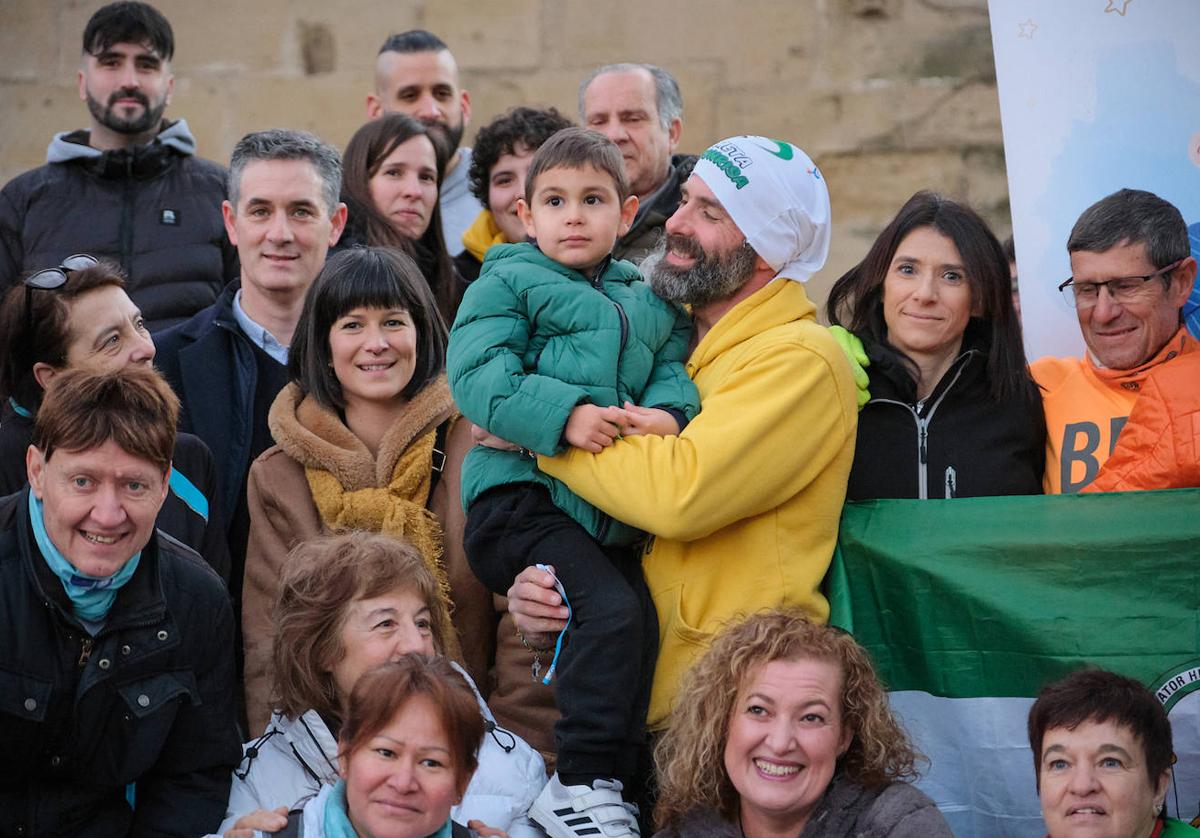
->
[826,191,1044,500]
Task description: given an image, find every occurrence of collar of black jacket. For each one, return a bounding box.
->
[628,153,698,234]
[864,317,992,404]
[56,125,182,181]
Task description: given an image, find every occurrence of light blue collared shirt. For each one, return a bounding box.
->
[232,290,289,365]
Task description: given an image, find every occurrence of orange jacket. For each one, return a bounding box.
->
[1084,350,1200,492]
[1030,329,1199,493]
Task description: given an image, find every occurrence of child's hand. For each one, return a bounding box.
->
[471,423,520,451]
[564,404,626,453]
[621,402,681,437]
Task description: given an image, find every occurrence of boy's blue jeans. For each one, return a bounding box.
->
[464,483,657,789]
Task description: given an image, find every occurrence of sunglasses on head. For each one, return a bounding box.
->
[23,254,100,336]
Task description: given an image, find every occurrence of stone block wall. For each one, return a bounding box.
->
[0,0,1009,310]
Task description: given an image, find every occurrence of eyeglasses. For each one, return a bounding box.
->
[23,254,99,337]
[1057,259,1181,309]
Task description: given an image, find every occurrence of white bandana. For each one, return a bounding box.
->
[691,136,831,282]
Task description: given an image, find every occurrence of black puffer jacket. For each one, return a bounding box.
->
[847,323,1045,500]
[0,487,242,837]
[0,119,237,331]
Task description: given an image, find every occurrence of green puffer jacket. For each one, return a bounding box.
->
[447,242,699,545]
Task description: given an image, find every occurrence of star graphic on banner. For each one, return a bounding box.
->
[1104,0,1132,15]
[1018,18,1037,39]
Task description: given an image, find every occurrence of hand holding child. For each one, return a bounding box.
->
[564,404,626,452]
[620,402,681,437]
[507,564,569,644]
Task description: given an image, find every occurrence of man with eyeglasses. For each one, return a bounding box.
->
[1031,188,1198,493]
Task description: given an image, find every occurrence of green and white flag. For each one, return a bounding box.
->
[829,489,1200,838]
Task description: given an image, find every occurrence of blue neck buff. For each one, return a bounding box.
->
[28,491,141,622]
[322,779,454,838]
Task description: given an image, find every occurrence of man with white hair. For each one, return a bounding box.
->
[579,63,694,264]
[509,136,859,731]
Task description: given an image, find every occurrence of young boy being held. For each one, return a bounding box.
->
[448,127,699,837]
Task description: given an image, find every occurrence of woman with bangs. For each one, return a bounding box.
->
[240,246,491,737]
[339,114,464,327]
[826,191,1044,500]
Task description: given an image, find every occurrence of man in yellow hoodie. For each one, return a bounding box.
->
[508,136,859,731]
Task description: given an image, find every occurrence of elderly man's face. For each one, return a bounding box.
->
[27,440,168,578]
[1069,241,1193,370]
[583,68,680,199]
[649,174,757,307]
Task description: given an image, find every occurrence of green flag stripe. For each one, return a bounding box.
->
[827,489,1200,698]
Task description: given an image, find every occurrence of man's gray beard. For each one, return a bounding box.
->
[87,91,167,137]
[647,236,758,307]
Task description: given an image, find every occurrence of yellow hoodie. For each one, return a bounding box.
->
[461,209,508,263]
[540,279,857,728]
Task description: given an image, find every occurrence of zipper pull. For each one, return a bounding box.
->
[78,637,93,668]
[919,426,928,465]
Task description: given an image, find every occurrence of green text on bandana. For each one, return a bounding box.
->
[699,148,750,190]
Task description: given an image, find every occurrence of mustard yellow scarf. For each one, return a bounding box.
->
[268,377,461,657]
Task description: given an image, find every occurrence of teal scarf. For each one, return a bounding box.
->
[29,491,141,622]
[323,779,455,838]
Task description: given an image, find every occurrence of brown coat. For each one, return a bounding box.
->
[241,379,494,735]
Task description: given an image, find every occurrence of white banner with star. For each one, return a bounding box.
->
[988,0,1200,360]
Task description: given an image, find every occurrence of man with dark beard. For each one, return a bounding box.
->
[367,29,482,255]
[0,2,234,331]
[510,136,860,735]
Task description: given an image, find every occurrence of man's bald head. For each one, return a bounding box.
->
[367,30,471,157]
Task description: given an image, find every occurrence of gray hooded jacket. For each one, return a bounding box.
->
[0,118,236,330]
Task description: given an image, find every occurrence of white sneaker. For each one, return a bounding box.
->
[529,774,641,838]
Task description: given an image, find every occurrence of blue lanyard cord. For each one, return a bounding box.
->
[542,583,573,686]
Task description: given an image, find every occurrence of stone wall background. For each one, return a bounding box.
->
[0,0,1010,310]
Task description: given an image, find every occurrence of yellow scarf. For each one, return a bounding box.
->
[268,377,462,660]
[305,430,450,608]
[461,209,508,262]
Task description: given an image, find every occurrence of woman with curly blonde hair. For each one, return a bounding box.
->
[653,610,950,838]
